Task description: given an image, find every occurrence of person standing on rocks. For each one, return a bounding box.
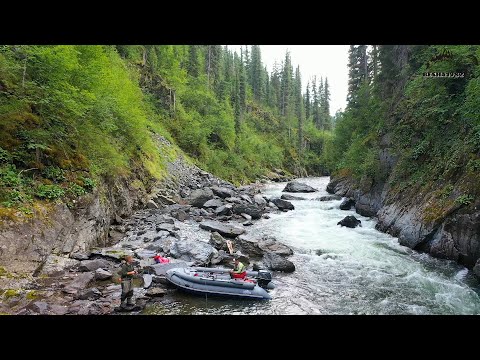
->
[119,255,137,309]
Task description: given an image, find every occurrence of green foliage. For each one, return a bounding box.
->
[0,147,11,163]
[81,177,95,190]
[67,183,87,197]
[35,184,65,200]
[42,166,65,182]
[455,194,474,206]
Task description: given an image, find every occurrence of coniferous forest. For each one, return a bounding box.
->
[1,45,479,221]
[0,45,335,213]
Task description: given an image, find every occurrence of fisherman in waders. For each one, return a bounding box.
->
[229,258,247,279]
[118,255,137,309]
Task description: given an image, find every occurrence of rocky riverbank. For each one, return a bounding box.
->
[0,159,299,314]
[326,175,480,278]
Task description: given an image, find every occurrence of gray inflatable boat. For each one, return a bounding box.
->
[166,267,274,300]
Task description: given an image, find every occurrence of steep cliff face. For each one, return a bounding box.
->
[327,136,480,273]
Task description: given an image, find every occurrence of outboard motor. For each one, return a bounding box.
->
[256,270,272,289]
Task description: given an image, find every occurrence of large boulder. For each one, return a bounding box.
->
[77,287,102,300]
[262,252,295,272]
[199,220,245,238]
[232,204,263,220]
[253,194,267,207]
[281,194,306,201]
[63,272,95,294]
[215,204,233,216]
[258,236,294,256]
[271,198,295,211]
[337,216,362,228]
[95,268,113,280]
[78,259,111,272]
[146,288,167,297]
[172,239,217,266]
[236,235,264,257]
[211,186,235,199]
[209,232,228,251]
[202,199,224,209]
[316,195,342,201]
[340,198,356,210]
[189,188,214,208]
[282,181,318,193]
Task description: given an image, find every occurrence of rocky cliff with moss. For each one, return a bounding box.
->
[324,45,480,275]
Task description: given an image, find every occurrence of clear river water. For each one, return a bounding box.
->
[145,177,480,315]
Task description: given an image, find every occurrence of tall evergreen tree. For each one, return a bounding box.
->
[187,45,199,77]
[323,77,331,130]
[294,66,304,152]
[305,80,311,120]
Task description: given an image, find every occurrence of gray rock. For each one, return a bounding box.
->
[253,194,267,207]
[29,301,49,314]
[243,221,253,226]
[232,204,263,219]
[337,216,362,228]
[225,197,243,204]
[262,214,271,219]
[262,252,295,272]
[156,223,179,233]
[41,254,79,275]
[340,198,355,210]
[78,259,111,272]
[189,188,214,208]
[134,249,157,260]
[49,304,68,315]
[77,287,102,300]
[211,186,235,199]
[146,288,167,297]
[199,220,246,238]
[271,198,295,210]
[211,250,229,265]
[199,208,210,216]
[215,204,233,216]
[173,210,189,221]
[203,199,224,209]
[174,240,217,266]
[282,181,318,193]
[281,194,306,201]
[155,194,176,205]
[147,200,159,209]
[268,202,278,209]
[240,195,253,204]
[63,272,95,294]
[316,195,342,201]
[70,252,91,261]
[241,213,252,221]
[209,232,228,251]
[95,268,113,280]
[236,235,263,257]
[258,236,294,256]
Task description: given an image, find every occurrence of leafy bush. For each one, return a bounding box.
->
[35,184,65,200]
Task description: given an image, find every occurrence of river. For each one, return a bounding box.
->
[144,177,480,315]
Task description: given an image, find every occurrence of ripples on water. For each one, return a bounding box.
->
[145,177,480,315]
